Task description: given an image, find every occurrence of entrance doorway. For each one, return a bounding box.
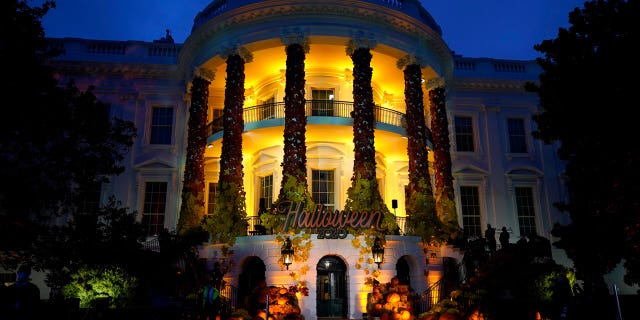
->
[237,256,266,316]
[316,256,347,318]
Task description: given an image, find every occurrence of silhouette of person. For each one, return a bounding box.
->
[499,226,510,249]
[4,264,40,320]
[485,224,497,253]
[201,273,220,320]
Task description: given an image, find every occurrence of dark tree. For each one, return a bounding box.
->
[0,1,136,267]
[526,0,640,313]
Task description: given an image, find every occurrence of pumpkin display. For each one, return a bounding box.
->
[386,293,400,303]
[368,278,417,320]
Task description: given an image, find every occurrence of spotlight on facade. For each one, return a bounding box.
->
[372,236,384,268]
[281,237,294,270]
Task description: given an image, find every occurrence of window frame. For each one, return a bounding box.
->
[148,106,175,145]
[454,115,475,153]
[507,117,528,154]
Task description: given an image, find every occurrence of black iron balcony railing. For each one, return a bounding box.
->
[206,100,406,136]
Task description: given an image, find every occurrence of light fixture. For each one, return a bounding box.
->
[281,237,294,270]
[372,236,384,269]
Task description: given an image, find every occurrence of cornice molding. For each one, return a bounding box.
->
[50,61,178,79]
[179,1,451,79]
[452,78,533,91]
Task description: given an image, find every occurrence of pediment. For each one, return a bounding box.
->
[454,165,488,176]
[505,167,543,177]
[134,155,175,170]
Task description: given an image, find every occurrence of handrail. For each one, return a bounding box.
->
[206,100,406,136]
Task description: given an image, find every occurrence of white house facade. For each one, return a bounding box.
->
[41,0,622,319]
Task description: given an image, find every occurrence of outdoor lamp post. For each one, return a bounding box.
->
[372,236,384,268]
[281,237,294,270]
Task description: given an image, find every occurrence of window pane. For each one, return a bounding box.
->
[260,175,273,211]
[142,182,167,236]
[312,89,334,116]
[312,170,335,211]
[150,107,173,145]
[508,118,527,153]
[515,187,537,236]
[455,116,474,152]
[207,182,218,216]
[460,186,481,238]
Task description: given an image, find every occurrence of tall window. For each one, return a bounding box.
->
[460,186,481,238]
[454,116,474,152]
[507,118,527,153]
[261,96,276,120]
[142,182,167,236]
[207,182,218,216]
[150,107,173,145]
[259,175,273,212]
[515,187,537,236]
[312,170,335,212]
[76,181,102,214]
[312,89,334,116]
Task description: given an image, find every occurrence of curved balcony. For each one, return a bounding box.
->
[206,100,406,138]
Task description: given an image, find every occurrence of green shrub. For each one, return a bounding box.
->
[62,265,138,309]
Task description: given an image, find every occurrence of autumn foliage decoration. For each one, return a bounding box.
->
[344,46,395,234]
[178,76,209,236]
[402,64,444,245]
[428,86,460,239]
[274,42,314,213]
[204,54,248,244]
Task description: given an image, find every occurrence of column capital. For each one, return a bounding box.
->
[194,67,215,82]
[280,27,310,53]
[396,55,426,69]
[425,77,445,90]
[219,43,253,62]
[345,31,377,55]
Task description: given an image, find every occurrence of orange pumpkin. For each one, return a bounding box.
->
[438,313,461,320]
[399,310,411,320]
[279,288,289,295]
[386,293,400,303]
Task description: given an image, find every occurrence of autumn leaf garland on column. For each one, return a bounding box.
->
[428,85,460,238]
[177,75,209,236]
[401,62,444,245]
[344,44,395,234]
[204,53,249,244]
[262,41,314,234]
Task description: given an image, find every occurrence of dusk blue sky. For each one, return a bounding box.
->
[40,0,586,60]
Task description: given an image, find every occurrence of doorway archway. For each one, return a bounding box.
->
[238,256,266,316]
[316,256,347,318]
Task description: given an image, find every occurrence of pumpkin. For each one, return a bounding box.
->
[374,303,383,310]
[399,310,411,320]
[438,313,461,320]
[279,288,289,295]
[386,293,400,303]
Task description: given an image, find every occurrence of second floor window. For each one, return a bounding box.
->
[454,116,474,152]
[507,118,527,153]
[150,107,173,145]
[312,169,335,212]
[312,89,334,116]
[261,96,276,120]
[460,186,481,238]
